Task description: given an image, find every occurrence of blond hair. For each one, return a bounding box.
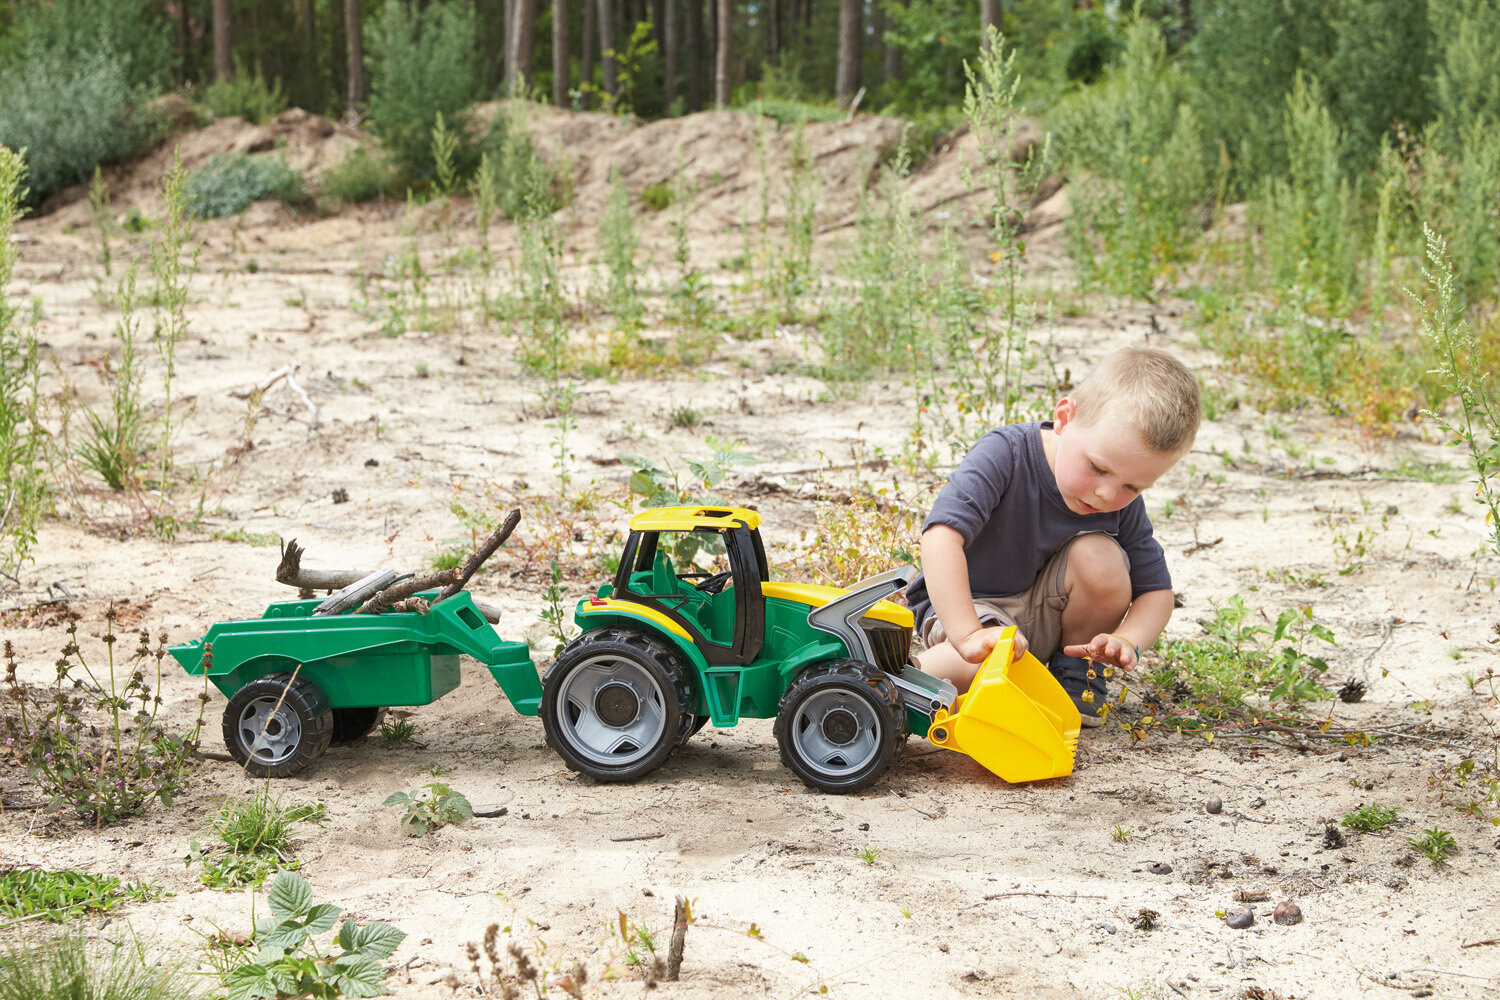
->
[1070,347,1201,456]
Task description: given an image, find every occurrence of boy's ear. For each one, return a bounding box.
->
[1053,396,1077,430]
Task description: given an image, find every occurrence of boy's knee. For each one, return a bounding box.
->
[1064,534,1131,602]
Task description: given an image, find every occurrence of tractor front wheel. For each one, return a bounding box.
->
[222,673,335,778]
[774,660,903,793]
[542,628,696,782]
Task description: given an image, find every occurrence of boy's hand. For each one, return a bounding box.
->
[1064,633,1138,671]
[954,625,1027,664]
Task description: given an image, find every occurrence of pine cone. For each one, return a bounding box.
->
[1338,678,1366,703]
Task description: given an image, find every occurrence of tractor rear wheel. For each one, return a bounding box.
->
[330,706,387,745]
[774,659,903,793]
[542,628,696,782]
[222,673,335,778]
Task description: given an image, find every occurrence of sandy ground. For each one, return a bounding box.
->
[3,106,1499,1000]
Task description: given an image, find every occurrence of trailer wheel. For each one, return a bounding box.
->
[774,659,903,793]
[330,706,387,745]
[542,628,695,782]
[222,673,335,778]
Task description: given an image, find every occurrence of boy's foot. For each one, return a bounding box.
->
[1048,653,1107,728]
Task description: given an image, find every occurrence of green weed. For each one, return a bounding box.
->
[0,926,206,1000]
[384,782,472,837]
[1408,827,1458,864]
[202,57,287,124]
[1342,802,1400,832]
[0,869,162,922]
[857,846,882,865]
[377,717,421,746]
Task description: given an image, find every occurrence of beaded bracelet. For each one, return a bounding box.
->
[1109,633,1141,663]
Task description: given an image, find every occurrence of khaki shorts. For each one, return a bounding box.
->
[916,533,1128,664]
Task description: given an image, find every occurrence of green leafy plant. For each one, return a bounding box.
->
[78,264,149,492]
[0,868,162,922]
[857,846,882,865]
[383,782,472,837]
[184,154,306,219]
[1262,606,1336,704]
[221,871,406,1000]
[2,609,205,824]
[1111,825,1131,843]
[319,146,397,205]
[1408,826,1458,864]
[1342,802,1400,832]
[539,559,572,658]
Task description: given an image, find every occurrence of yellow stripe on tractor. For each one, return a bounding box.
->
[577,598,695,641]
[761,581,913,628]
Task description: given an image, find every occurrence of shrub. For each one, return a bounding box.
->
[0,869,162,922]
[319,145,399,204]
[0,39,156,205]
[1,610,205,825]
[184,154,305,219]
[202,59,287,125]
[366,0,479,182]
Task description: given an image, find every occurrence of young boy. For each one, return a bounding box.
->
[907,347,1200,726]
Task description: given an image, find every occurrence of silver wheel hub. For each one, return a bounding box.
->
[791,688,880,776]
[555,655,667,766]
[237,695,303,765]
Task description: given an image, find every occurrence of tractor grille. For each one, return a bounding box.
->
[860,618,913,674]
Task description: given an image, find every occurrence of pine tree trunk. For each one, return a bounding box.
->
[213,0,232,80]
[714,0,729,107]
[553,0,569,105]
[582,0,597,104]
[883,0,903,84]
[980,0,1000,49]
[508,0,537,94]
[685,0,702,111]
[344,0,364,111]
[664,0,678,109]
[836,0,860,106]
[600,0,618,99]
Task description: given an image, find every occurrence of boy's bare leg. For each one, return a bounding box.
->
[916,641,983,692]
[1058,533,1133,648]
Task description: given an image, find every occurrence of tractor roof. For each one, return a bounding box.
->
[629,505,762,532]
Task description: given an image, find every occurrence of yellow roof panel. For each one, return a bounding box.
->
[629,505,762,532]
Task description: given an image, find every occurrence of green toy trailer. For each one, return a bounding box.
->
[169,581,539,778]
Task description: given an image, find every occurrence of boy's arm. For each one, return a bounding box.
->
[920,524,1018,663]
[1063,587,1174,671]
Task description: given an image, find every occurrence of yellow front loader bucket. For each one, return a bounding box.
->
[926,628,1080,782]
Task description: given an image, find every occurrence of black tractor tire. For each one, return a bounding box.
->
[773,659,904,794]
[222,673,335,778]
[541,628,696,782]
[330,706,387,745]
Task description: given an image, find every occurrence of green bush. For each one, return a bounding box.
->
[184,154,305,219]
[202,59,287,125]
[319,145,399,203]
[0,39,156,205]
[366,0,480,182]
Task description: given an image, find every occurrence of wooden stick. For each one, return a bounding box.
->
[356,570,460,614]
[666,896,688,981]
[435,509,521,603]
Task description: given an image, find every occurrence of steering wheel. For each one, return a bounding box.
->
[692,570,733,594]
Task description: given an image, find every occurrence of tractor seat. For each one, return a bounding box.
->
[651,553,679,596]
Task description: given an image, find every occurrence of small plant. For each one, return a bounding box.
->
[0,146,48,577]
[1111,825,1132,843]
[1342,802,1400,832]
[383,782,472,837]
[203,58,288,124]
[640,182,673,211]
[1408,826,1458,864]
[184,153,305,219]
[320,146,397,204]
[0,926,206,1000]
[539,559,572,658]
[377,717,421,746]
[0,868,162,921]
[220,871,406,1000]
[2,609,205,825]
[188,788,328,890]
[857,846,882,865]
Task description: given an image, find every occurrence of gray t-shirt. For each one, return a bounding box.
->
[907,421,1172,631]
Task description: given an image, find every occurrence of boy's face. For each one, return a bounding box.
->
[1048,398,1178,515]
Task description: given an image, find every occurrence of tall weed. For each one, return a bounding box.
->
[1415,228,1500,554]
[149,153,198,523]
[597,169,643,331]
[0,147,48,580]
[78,265,149,492]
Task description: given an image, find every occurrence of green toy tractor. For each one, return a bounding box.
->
[540,505,955,793]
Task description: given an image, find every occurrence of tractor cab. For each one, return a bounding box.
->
[605,505,768,666]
